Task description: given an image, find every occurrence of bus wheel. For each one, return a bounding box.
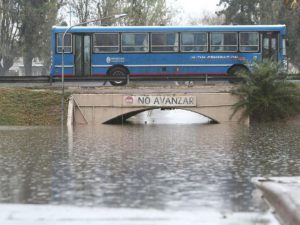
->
[228,66,248,84]
[109,67,128,86]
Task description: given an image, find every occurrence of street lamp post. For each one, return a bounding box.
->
[61,14,127,125]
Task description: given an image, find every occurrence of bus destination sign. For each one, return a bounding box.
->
[123,95,196,107]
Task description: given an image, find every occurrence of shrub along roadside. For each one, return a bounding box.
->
[0,88,69,126]
[231,61,300,123]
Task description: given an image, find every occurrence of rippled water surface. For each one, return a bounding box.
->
[0,120,300,212]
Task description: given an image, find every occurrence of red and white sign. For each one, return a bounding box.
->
[123,95,196,107]
[125,96,134,104]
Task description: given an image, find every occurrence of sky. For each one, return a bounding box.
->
[167,0,222,25]
[172,0,221,14]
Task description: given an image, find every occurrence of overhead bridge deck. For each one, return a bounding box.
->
[68,87,249,125]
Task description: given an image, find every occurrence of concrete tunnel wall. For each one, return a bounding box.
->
[69,93,248,125]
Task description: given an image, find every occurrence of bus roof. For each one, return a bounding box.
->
[52,24,286,34]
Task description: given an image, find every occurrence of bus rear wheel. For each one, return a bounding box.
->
[109,67,128,86]
[228,66,248,84]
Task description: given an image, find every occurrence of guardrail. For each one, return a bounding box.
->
[0,74,299,83]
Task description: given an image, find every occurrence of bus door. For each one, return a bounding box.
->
[74,34,91,76]
[262,32,278,61]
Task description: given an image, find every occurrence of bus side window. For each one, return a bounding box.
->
[122,33,135,52]
[167,33,178,51]
[152,33,178,52]
[239,32,259,52]
[181,33,194,51]
[56,33,72,53]
[93,33,119,53]
[121,33,149,52]
[211,33,223,52]
[181,32,208,52]
[211,32,237,52]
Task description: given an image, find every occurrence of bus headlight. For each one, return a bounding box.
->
[279,58,288,73]
[283,59,288,71]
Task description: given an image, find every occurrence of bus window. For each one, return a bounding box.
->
[271,38,277,50]
[93,33,119,53]
[181,32,208,52]
[151,33,179,52]
[282,38,287,56]
[263,38,269,49]
[239,32,259,52]
[211,32,238,52]
[56,33,72,53]
[121,33,149,52]
[262,32,278,61]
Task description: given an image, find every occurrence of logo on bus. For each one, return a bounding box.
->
[106,57,125,64]
[106,57,111,64]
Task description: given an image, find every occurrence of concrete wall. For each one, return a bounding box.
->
[69,93,248,125]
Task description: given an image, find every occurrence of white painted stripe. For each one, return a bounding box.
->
[92,64,232,68]
[55,65,74,68]
[92,65,111,68]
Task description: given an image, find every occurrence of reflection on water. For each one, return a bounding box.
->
[127,109,211,124]
[0,120,300,212]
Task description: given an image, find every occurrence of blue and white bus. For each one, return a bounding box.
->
[50,25,287,85]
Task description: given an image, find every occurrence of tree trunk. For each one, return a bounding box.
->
[0,56,14,76]
[23,52,33,76]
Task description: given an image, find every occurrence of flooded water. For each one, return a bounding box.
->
[0,112,300,213]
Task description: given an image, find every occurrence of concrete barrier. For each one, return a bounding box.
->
[252,177,300,225]
[0,204,279,225]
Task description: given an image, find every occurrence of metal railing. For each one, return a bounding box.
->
[0,74,299,83]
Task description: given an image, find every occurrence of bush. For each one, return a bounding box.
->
[231,61,300,123]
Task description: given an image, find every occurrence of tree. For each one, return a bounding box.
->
[96,0,121,25]
[66,0,170,26]
[217,0,260,24]
[259,0,283,24]
[284,0,299,8]
[122,0,170,26]
[68,0,94,23]
[217,0,286,24]
[0,0,21,76]
[231,61,300,123]
[279,3,300,67]
[19,0,62,76]
[217,0,300,68]
[39,1,63,69]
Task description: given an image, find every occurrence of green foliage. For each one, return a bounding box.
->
[122,0,170,26]
[217,0,260,24]
[68,0,170,26]
[0,0,63,75]
[0,0,22,76]
[217,0,300,68]
[20,0,62,75]
[279,5,300,66]
[231,61,300,123]
[217,0,285,24]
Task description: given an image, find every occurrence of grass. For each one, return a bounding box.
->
[0,88,70,126]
